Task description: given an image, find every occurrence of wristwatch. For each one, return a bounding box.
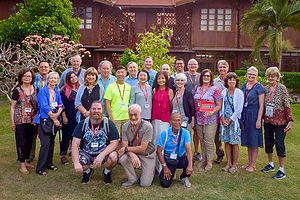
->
[162,163,167,167]
[124,147,128,153]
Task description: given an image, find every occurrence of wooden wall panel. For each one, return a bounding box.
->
[191,0,238,48]
[0,0,21,20]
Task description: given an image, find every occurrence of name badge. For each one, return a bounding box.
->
[181,121,187,128]
[244,102,248,107]
[91,142,99,148]
[170,152,177,160]
[265,103,274,117]
[51,102,58,107]
[144,103,150,109]
[120,103,126,107]
[25,107,32,113]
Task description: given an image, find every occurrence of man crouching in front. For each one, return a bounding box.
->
[72,100,119,184]
[118,104,156,187]
[157,112,193,188]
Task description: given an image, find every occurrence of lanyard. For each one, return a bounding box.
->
[49,88,56,102]
[116,83,126,102]
[91,123,100,139]
[131,125,139,144]
[188,73,198,87]
[245,83,257,102]
[174,89,184,112]
[199,86,210,100]
[138,83,148,102]
[268,83,278,103]
[171,134,179,153]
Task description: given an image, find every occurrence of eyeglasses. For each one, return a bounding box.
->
[202,75,210,77]
[23,75,32,78]
[247,73,256,76]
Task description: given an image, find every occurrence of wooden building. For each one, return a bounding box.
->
[1,0,300,72]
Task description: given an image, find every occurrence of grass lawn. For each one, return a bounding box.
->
[0,99,299,200]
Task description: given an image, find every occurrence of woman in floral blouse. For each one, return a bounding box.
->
[194,69,222,171]
[261,67,293,180]
[10,68,38,174]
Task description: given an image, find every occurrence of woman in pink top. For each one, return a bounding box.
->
[152,71,174,173]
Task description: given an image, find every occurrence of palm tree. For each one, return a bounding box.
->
[241,0,300,71]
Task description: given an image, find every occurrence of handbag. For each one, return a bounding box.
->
[40,115,62,136]
[164,128,183,166]
[226,93,244,131]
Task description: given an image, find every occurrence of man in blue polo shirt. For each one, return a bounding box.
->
[59,54,86,87]
[157,112,193,188]
[124,61,138,86]
[98,60,117,91]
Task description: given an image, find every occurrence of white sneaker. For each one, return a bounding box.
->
[181,177,192,188]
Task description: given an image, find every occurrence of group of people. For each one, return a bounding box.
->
[10,55,293,189]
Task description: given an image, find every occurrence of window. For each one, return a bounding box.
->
[72,7,92,29]
[200,8,232,31]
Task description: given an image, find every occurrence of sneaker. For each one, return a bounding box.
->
[61,156,69,165]
[103,169,112,184]
[181,177,192,188]
[193,152,202,162]
[261,164,275,173]
[272,170,286,180]
[81,168,94,184]
[121,177,139,188]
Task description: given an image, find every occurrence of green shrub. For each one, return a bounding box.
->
[281,72,300,94]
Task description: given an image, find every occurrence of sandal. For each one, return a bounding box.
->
[245,166,256,172]
[47,165,58,171]
[19,168,29,175]
[222,165,231,172]
[36,170,47,176]
[228,166,237,174]
[240,164,249,169]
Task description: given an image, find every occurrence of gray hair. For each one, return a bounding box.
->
[170,112,182,120]
[188,58,198,65]
[128,104,142,113]
[174,73,187,81]
[46,71,60,85]
[98,60,113,71]
[247,66,258,74]
[217,60,229,68]
[266,66,281,81]
[71,54,82,62]
[127,61,138,68]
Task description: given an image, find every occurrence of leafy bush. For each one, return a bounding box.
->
[119,27,175,71]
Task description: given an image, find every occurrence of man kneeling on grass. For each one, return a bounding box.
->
[118,104,156,187]
[72,100,119,184]
[157,112,193,188]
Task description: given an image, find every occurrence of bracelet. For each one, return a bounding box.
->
[162,163,167,167]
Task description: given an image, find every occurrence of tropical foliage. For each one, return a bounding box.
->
[0,0,81,43]
[241,0,300,70]
[119,27,175,71]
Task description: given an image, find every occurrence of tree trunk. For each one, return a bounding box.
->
[278,32,283,71]
[278,50,282,71]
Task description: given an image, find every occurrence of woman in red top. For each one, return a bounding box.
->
[152,71,174,172]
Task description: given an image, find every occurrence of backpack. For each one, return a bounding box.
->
[81,116,110,136]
